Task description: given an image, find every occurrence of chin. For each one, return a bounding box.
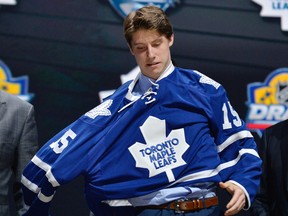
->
[151,72,162,80]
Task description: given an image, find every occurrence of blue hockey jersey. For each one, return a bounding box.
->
[21,67,262,215]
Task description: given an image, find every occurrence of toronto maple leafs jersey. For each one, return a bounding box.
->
[21,66,262,216]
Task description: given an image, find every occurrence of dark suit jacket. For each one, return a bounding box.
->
[251,119,288,216]
[0,91,38,216]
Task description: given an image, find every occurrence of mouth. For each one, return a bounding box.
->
[147,62,160,67]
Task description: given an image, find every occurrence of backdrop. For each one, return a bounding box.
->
[0,0,288,215]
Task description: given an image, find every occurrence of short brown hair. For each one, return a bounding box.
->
[123,5,173,46]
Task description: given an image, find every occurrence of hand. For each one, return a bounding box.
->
[219,182,246,216]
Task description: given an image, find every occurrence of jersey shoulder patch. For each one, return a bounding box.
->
[193,70,221,90]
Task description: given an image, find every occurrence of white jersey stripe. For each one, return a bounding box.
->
[217,148,259,172]
[46,169,60,187]
[21,175,40,193]
[168,169,219,187]
[38,191,55,203]
[32,155,51,172]
[31,155,60,187]
[170,148,259,186]
[217,130,253,153]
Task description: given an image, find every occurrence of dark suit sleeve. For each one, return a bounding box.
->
[14,105,39,214]
[250,131,270,216]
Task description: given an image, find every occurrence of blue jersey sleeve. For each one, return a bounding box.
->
[207,85,262,208]
[21,110,113,215]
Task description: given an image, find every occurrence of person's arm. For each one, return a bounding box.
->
[250,131,270,216]
[14,105,39,216]
[21,101,112,215]
[21,122,83,216]
[208,86,262,215]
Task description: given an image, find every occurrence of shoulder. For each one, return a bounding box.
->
[264,119,288,135]
[0,90,33,110]
[170,67,224,95]
[261,120,288,147]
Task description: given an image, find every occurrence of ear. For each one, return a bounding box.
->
[169,34,174,47]
[128,43,135,56]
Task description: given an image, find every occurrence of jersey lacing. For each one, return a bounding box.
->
[141,81,159,105]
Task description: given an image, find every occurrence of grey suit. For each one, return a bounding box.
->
[0,91,38,216]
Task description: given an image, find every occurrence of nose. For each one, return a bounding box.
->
[146,46,155,59]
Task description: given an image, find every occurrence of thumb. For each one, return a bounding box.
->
[219,182,227,189]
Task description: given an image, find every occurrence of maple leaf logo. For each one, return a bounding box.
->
[252,0,288,31]
[194,70,220,89]
[129,116,189,183]
[84,99,113,119]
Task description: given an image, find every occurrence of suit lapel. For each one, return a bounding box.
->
[0,91,7,120]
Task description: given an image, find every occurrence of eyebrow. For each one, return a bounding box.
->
[132,37,163,46]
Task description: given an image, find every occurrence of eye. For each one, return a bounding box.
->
[152,40,162,47]
[135,46,146,51]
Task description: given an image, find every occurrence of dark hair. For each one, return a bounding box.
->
[123,5,173,46]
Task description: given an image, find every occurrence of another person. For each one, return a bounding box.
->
[0,90,38,216]
[21,5,261,216]
[251,119,288,216]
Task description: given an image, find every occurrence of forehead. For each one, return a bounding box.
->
[131,29,163,45]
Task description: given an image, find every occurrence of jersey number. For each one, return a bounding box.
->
[50,129,77,154]
[222,102,242,129]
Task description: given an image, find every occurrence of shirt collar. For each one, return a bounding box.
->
[156,61,174,82]
[137,61,174,92]
[126,61,175,100]
[137,73,155,94]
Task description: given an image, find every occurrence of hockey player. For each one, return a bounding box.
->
[21,5,262,216]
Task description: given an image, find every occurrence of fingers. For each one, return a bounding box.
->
[219,182,235,193]
[219,182,226,189]
[224,193,245,215]
[219,182,246,216]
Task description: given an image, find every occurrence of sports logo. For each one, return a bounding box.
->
[245,68,288,134]
[109,0,180,18]
[129,116,189,183]
[194,71,221,89]
[252,0,288,31]
[0,60,33,101]
[85,99,113,119]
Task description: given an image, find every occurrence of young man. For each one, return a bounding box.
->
[21,5,261,216]
[0,90,38,216]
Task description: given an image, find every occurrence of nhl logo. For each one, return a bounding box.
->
[276,82,288,105]
[109,0,180,18]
